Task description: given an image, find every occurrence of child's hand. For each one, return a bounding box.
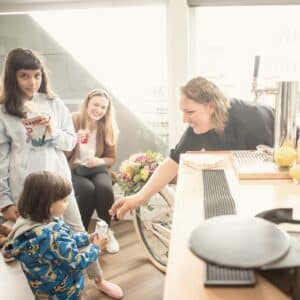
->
[99,236,108,249]
[39,115,53,137]
[1,205,19,222]
[22,114,52,133]
[92,234,108,250]
[88,232,98,243]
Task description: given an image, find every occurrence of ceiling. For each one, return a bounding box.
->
[0,0,156,12]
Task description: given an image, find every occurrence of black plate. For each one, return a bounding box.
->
[189,215,290,269]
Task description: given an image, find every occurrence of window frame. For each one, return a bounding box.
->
[188,0,300,7]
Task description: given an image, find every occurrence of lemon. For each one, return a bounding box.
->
[282,139,294,148]
[289,164,300,181]
[297,145,300,164]
[274,146,297,167]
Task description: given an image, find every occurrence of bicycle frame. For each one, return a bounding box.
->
[133,185,175,272]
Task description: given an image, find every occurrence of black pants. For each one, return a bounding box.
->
[71,171,114,230]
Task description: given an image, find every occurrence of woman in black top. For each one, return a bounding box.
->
[110,76,274,219]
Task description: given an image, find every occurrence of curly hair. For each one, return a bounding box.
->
[181,77,230,131]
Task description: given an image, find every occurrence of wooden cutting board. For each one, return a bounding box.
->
[231,151,291,180]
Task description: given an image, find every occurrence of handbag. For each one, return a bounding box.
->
[74,164,107,177]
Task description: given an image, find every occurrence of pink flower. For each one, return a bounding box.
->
[117,151,163,195]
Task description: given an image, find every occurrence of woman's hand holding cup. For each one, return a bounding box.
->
[78,129,90,144]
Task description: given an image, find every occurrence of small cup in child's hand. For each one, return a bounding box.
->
[95,220,108,238]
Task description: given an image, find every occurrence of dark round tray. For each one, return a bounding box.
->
[189,215,290,269]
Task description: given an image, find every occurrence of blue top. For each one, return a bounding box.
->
[11,217,100,300]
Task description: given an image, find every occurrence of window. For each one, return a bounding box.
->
[31,5,168,142]
[194,6,300,106]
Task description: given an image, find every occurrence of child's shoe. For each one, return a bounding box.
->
[2,241,15,263]
[95,279,123,299]
[106,229,119,254]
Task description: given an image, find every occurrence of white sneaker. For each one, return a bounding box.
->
[106,229,120,254]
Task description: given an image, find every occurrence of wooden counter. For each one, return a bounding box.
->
[163,152,300,300]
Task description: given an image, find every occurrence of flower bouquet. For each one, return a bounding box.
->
[117,150,163,196]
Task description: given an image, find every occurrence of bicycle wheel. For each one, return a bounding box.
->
[133,187,173,272]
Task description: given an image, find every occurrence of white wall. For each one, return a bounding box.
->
[166,0,191,148]
[0,0,192,149]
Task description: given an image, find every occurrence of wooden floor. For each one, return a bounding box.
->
[0,220,165,300]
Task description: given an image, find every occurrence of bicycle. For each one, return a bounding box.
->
[132,184,175,272]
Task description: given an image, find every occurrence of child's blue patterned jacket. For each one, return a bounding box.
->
[9,217,100,300]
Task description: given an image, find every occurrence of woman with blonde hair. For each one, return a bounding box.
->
[110,76,275,219]
[66,89,120,253]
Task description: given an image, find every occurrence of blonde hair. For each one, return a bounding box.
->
[79,89,119,145]
[181,77,230,131]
